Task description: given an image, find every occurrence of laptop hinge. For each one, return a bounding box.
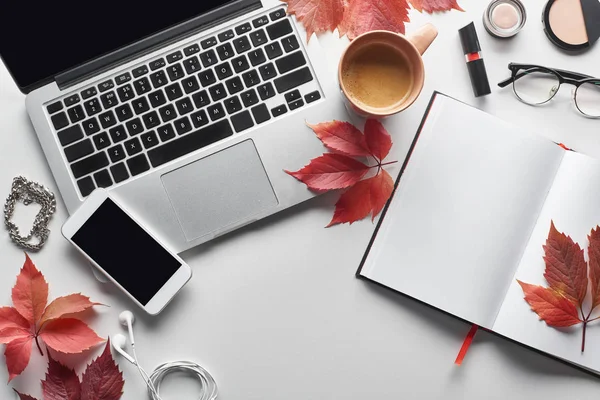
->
[55,0,261,90]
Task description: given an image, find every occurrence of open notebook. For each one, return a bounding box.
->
[358,92,600,373]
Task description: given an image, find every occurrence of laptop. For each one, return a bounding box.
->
[0,0,347,253]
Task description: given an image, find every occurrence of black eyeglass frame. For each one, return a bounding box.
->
[498,63,600,117]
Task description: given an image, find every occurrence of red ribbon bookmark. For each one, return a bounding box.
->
[455,324,479,366]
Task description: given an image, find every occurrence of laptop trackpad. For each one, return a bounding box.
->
[161,140,278,242]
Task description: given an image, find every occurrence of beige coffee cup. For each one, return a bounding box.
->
[338,24,438,118]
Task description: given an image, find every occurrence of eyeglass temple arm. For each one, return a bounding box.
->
[498,63,595,88]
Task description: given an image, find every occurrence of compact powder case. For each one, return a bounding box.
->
[542,0,600,52]
[483,0,527,38]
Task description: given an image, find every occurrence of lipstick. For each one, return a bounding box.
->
[459,22,491,97]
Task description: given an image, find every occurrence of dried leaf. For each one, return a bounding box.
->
[309,121,371,157]
[40,294,102,327]
[284,0,345,41]
[14,389,39,400]
[40,319,104,354]
[409,0,463,13]
[543,222,588,306]
[0,327,32,344]
[364,119,392,162]
[80,340,125,400]
[5,336,33,382]
[338,0,411,40]
[588,226,600,309]
[12,254,48,325]
[518,281,581,327]
[285,153,370,191]
[0,307,30,331]
[369,169,394,220]
[42,354,81,400]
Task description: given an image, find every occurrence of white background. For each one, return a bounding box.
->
[1,0,600,398]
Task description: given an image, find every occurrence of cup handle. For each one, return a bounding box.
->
[407,23,438,55]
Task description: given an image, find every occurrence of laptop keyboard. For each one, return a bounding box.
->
[45,8,322,198]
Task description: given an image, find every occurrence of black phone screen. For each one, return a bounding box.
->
[72,198,181,305]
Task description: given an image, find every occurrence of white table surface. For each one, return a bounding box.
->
[2,0,600,398]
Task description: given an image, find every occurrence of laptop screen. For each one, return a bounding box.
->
[0,1,237,92]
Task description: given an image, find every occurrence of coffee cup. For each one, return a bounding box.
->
[338,24,438,118]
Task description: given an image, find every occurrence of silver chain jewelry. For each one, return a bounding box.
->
[4,176,57,251]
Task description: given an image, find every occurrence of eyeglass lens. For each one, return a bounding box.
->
[575,81,600,118]
[513,70,560,105]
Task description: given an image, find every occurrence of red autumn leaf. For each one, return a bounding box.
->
[543,221,588,306]
[0,306,30,331]
[5,336,33,382]
[328,169,395,226]
[12,253,49,325]
[39,319,104,354]
[338,0,411,40]
[517,281,581,327]
[364,119,392,162]
[14,389,39,400]
[409,0,464,13]
[40,294,103,327]
[283,0,345,41]
[42,354,81,400]
[80,340,125,400]
[309,121,371,157]
[285,153,370,191]
[0,327,31,344]
[588,227,600,309]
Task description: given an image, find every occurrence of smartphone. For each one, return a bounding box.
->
[62,189,192,315]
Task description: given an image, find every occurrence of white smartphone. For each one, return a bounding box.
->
[62,189,192,315]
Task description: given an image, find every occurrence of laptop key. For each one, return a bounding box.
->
[209,83,227,101]
[285,90,301,104]
[207,103,226,121]
[184,44,200,56]
[271,104,288,117]
[132,65,149,78]
[250,30,268,47]
[281,35,300,52]
[216,43,235,61]
[253,16,269,28]
[81,88,97,100]
[231,110,254,133]
[84,98,102,116]
[132,97,150,115]
[259,63,277,80]
[242,70,261,87]
[167,51,183,63]
[100,91,119,109]
[192,90,211,108]
[64,139,94,162]
[167,63,185,81]
[150,71,169,88]
[257,82,275,100]
[127,154,150,176]
[109,125,127,143]
[77,177,95,197]
[218,29,235,42]
[134,77,152,95]
[141,131,159,149]
[199,70,217,87]
[107,144,126,162]
[71,152,109,179]
[267,19,293,41]
[165,83,183,101]
[183,56,201,74]
[225,76,244,94]
[224,96,243,114]
[99,110,116,129]
[157,124,176,142]
[182,76,200,94]
[126,118,144,136]
[115,72,131,85]
[236,22,252,35]
[241,89,259,107]
[269,8,286,21]
[251,104,271,124]
[174,117,192,135]
[231,55,250,73]
[110,163,129,183]
[92,132,111,150]
[58,125,84,146]
[233,36,251,53]
[51,112,69,130]
[159,104,177,122]
[115,103,134,122]
[276,51,306,74]
[149,58,166,71]
[274,67,313,93]
[47,101,63,114]
[200,50,218,67]
[142,111,160,129]
[83,117,100,135]
[125,137,142,156]
[148,90,167,108]
[94,170,113,188]
[201,37,218,49]
[64,94,80,107]
[215,63,233,80]
[176,97,194,115]
[265,42,283,59]
[190,110,209,128]
[117,84,135,102]
[248,49,266,66]
[68,105,85,123]
[147,120,233,167]
[98,80,114,93]
[289,98,305,110]
[305,90,321,103]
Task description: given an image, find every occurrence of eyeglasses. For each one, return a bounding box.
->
[498,63,600,118]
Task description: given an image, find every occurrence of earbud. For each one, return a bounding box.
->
[111,334,135,364]
[119,310,135,345]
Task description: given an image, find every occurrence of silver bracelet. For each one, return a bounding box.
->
[4,176,57,251]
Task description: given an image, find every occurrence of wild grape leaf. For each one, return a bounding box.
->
[12,254,48,325]
[309,121,371,157]
[5,336,33,382]
[285,153,370,191]
[409,0,463,13]
[587,226,600,309]
[42,354,81,400]
[0,307,30,332]
[543,222,588,306]
[40,294,102,327]
[364,119,392,162]
[0,327,31,344]
[39,319,104,354]
[368,169,394,221]
[80,340,125,400]
[283,0,345,41]
[518,281,581,327]
[14,389,39,400]
[338,0,411,40]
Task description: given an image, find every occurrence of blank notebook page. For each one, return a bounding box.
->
[360,95,564,328]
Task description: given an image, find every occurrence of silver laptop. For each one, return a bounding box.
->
[1,0,346,252]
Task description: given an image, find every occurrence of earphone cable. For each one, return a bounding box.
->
[147,361,218,400]
[132,344,162,400]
